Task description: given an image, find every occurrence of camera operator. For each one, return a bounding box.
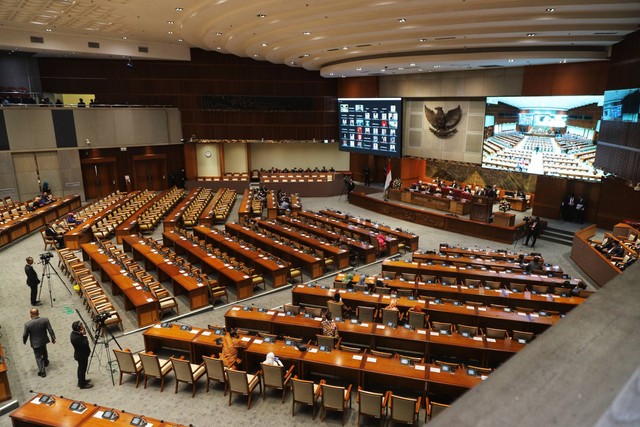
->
[70,320,93,389]
[25,257,42,306]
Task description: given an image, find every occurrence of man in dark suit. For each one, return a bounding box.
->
[24,257,41,306]
[575,196,587,224]
[70,321,93,389]
[44,223,65,249]
[524,217,541,248]
[23,308,56,377]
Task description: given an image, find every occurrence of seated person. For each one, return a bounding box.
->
[263,352,283,367]
[570,280,587,297]
[606,242,625,259]
[385,298,399,311]
[526,256,543,273]
[44,223,65,249]
[321,312,338,337]
[376,234,387,254]
[408,304,423,313]
[67,212,82,225]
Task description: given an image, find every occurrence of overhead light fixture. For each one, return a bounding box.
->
[342,46,348,50]
[257,14,266,18]
[168,31,173,34]
[216,32,222,36]
[46,28,52,32]
[262,43,268,47]
[122,36,127,40]
[216,46,221,50]
[167,20,174,24]
[177,38,183,42]
[560,59,567,63]
[303,53,309,57]
[508,59,514,62]
[303,31,311,35]
[398,18,406,23]
[175,7,183,12]
[356,67,362,71]
[126,57,135,69]
[527,33,536,37]
[546,7,555,12]
[409,63,416,66]
[253,54,259,57]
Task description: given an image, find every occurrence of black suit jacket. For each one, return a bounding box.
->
[23,317,55,348]
[70,331,91,360]
[25,263,40,286]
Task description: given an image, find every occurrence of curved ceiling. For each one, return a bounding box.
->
[0,0,638,77]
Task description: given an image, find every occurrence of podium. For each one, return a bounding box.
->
[470,195,494,222]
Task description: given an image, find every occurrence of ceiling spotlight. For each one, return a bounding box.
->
[122,36,127,40]
[46,28,52,32]
[126,57,135,69]
[167,20,174,24]
[257,14,266,18]
[262,43,268,47]
[398,18,406,23]
[356,67,362,71]
[409,63,415,66]
[175,7,183,12]
[216,46,221,50]
[380,69,386,72]
[216,32,222,36]
[253,54,259,57]
[177,38,183,42]
[546,7,555,12]
[168,31,173,34]
[419,38,427,42]
[560,59,567,63]
[527,33,536,37]
[342,46,348,50]
[303,53,309,57]
[303,31,311,35]
[508,59,514,62]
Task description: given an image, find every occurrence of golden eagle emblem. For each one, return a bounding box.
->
[424,105,462,138]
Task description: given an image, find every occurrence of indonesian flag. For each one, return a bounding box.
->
[384,158,392,191]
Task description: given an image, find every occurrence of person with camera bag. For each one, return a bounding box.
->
[25,256,41,306]
[70,321,93,389]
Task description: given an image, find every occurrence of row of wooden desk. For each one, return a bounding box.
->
[0,195,80,249]
[10,393,185,427]
[439,245,542,262]
[115,191,168,243]
[142,315,483,400]
[291,285,559,335]
[319,209,419,251]
[411,252,563,276]
[225,222,325,278]
[160,230,255,299]
[381,260,579,291]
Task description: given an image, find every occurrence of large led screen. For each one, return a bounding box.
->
[338,98,402,158]
[483,95,604,181]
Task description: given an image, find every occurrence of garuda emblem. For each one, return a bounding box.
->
[424,105,462,138]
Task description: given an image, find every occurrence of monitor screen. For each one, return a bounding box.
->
[338,98,403,158]
[483,95,604,181]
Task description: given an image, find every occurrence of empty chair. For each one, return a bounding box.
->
[170,356,206,397]
[202,355,228,394]
[357,306,376,323]
[388,394,421,425]
[227,369,262,409]
[440,276,457,286]
[531,284,550,294]
[427,400,450,422]
[421,275,436,284]
[113,348,142,387]
[431,321,454,335]
[381,308,399,327]
[291,376,324,419]
[515,306,534,314]
[435,360,460,373]
[317,334,341,350]
[138,351,173,392]
[353,284,368,293]
[340,344,362,353]
[466,365,492,377]
[370,349,394,358]
[305,306,323,317]
[382,270,396,280]
[407,311,426,330]
[260,362,294,403]
[402,273,416,282]
[464,278,482,288]
[150,287,179,317]
[510,283,527,293]
[289,266,302,283]
[396,288,414,298]
[485,327,509,339]
[327,300,345,320]
[357,387,390,427]
[283,303,300,315]
[457,324,479,338]
[486,280,503,290]
[375,286,391,295]
[320,383,353,425]
[513,330,535,343]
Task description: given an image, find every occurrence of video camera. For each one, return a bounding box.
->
[93,311,113,325]
[39,252,54,263]
[523,216,531,223]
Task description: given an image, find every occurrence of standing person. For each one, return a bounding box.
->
[70,321,93,389]
[562,194,576,222]
[23,308,56,377]
[575,196,587,224]
[25,257,41,306]
[524,217,541,248]
[363,165,371,186]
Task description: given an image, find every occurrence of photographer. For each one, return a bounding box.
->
[70,320,93,389]
[25,257,41,306]
[524,217,541,248]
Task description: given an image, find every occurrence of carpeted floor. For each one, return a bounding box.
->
[0,191,597,426]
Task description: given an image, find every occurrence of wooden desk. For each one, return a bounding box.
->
[10,394,98,427]
[161,231,254,299]
[412,252,562,275]
[438,245,543,263]
[193,225,290,287]
[225,222,324,279]
[0,337,11,403]
[571,225,622,287]
[389,189,472,216]
[163,187,200,232]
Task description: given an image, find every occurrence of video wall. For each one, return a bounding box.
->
[338,98,402,158]
[482,95,604,181]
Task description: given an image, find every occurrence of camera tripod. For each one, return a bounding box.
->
[339,177,354,202]
[38,256,72,307]
[86,312,123,386]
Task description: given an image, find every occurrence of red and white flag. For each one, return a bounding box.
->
[384,158,392,191]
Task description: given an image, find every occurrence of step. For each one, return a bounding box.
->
[538,235,573,246]
[543,230,574,241]
[545,226,575,238]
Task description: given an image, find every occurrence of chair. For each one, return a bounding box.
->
[407,311,426,329]
[464,278,482,288]
[382,270,396,280]
[283,303,300,315]
[289,266,302,283]
[357,387,389,426]
[485,327,509,339]
[513,330,535,343]
[510,283,527,293]
[467,365,492,376]
[138,352,173,392]
[260,362,294,402]
[427,400,450,422]
[305,306,323,317]
[357,306,376,323]
[431,321,454,335]
[320,383,353,425]
[421,275,436,284]
[170,357,206,397]
[150,287,179,317]
[202,355,228,394]
[327,300,345,319]
[440,276,457,286]
[435,360,460,373]
[113,348,142,387]
[381,308,399,327]
[396,288,414,298]
[370,349,393,358]
[485,280,502,290]
[317,334,341,349]
[227,369,262,409]
[340,344,362,353]
[41,230,57,250]
[532,284,550,294]
[402,273,416,282]
[291,376,324,419]
[375,286,391,295]
[457,324,478,338]
[389,394,421,425]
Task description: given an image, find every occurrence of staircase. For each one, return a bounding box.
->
[539,226,574,246]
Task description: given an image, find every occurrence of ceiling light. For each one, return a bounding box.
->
[253,54,259,57]
[216,32,222,36]
[329,73,334,76]
[409,63,416,66]
[216,46,221,50]
[342,46,348,50]
[546,8,555,12]
[527,33,536,37]
[257,14,266,18]
[177,38,183,42]
[303,31,311,35]
[419,38,427,42]
[175,7,183,12]
[433,65,440,68]
[560,59,567,63]
[507,59,514,62]
[167,20,174,24]
[356,67,362,71]
[46,28,52,32]
[262,43,268,47]
[168,31,173,34]
[398,18,406,23]
[303,54,309,57]
[122,36,127,39]
[398,67,404,70]
[381,69,386,72]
